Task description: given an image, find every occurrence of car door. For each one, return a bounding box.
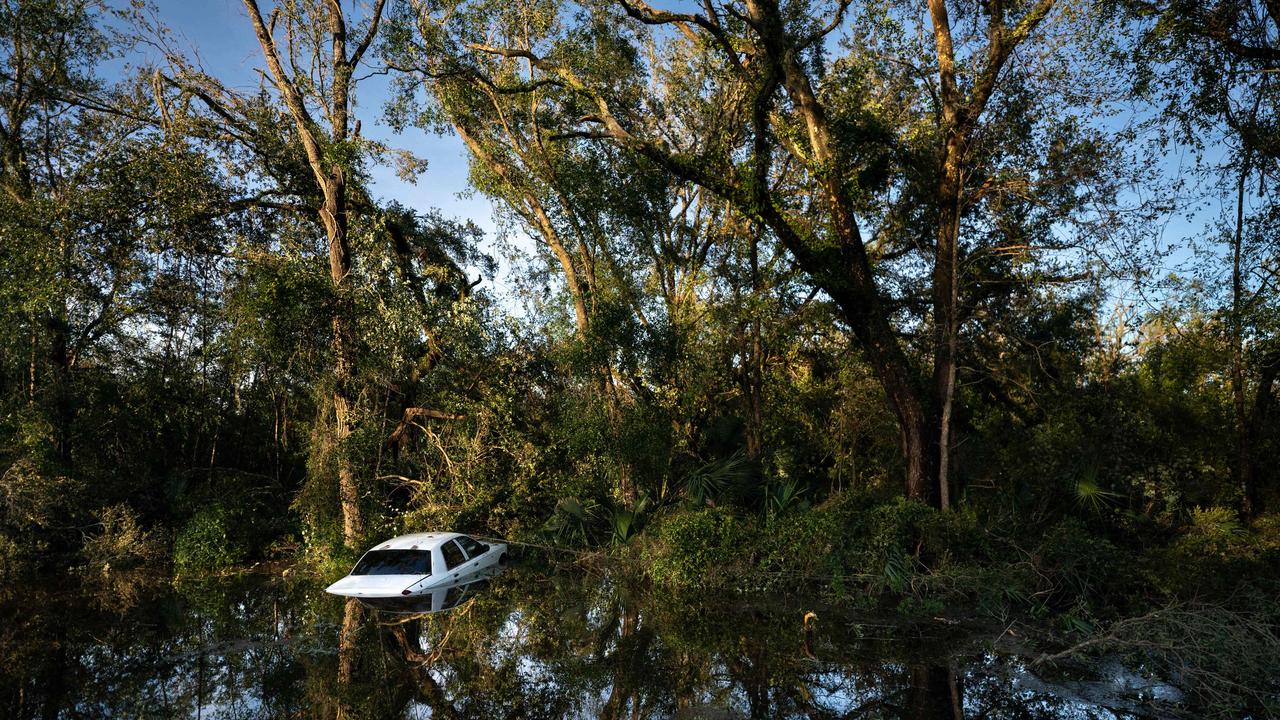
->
[441,539,468,581]
[457,536,492,570]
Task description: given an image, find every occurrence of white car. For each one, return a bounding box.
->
[355,569,502,614]
[324,532,509,599]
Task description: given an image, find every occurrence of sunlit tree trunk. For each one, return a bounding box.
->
[933,134,964,512]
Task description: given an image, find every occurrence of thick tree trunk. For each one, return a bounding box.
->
[761,0,935,501]
[333,317,363,547]
[242,0,385,549]
[823,203,936,503]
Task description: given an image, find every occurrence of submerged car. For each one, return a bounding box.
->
[324,532,508,598]
[356,568,502,614]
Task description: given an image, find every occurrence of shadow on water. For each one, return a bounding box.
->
[0,563,1181,719]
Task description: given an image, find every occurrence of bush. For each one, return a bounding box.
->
[754,504,844,587]
[643,508,749,591]
[0,533,22,583]
[0,459,84,534]
[1033,518,1125,610]
[81,504,163,573]
[1156,508,1280,595]
[173,470,296,574]
[174,504,251,573]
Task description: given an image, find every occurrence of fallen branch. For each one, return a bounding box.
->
[389,407,465,446]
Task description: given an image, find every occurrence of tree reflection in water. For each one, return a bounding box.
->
[0,568,1165,718]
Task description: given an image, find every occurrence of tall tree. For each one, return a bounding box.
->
[156,0,389,547]
[395,0,1122,505]
[1123,0,1280,514]
[238,0,387,546]
[925,0,1055,508]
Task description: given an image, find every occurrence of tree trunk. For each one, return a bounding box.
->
[745,228,764,460]
[573,0,937,500]
[933,135,965,512]
[823,203,936,504]
[1231,154,1253,518]
[325,179,364,547]
[241,0,386,549]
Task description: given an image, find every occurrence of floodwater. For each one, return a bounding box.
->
[1,562,1184,719]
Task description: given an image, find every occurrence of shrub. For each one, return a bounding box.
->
[1155,508,1280,595]
[643,508,749,591]
[753,505,844,588]
[173,504,251,573]
[81,504,163,572]
[0,533,22,583]
[0,459,84,533]
[1033,518,1124,610]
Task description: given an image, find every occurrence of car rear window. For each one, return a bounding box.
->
[350,549,432,576]
[458,536,488,558]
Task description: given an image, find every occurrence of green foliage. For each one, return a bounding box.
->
[608,494,652,546]
[0,459,83,536]
[0,533,22,584]
[0,0,1274,679]
[1154,510,1280,595]
[81,504,163,573]
[174,472,295,574]
[644,508,748,591]
[681,452,750,508]
[542,497,600,545]
[1031,519,1126,612]
[765,478,809,517]
[173,504,252,574]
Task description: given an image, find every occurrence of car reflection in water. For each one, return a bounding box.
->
[355,565,505,615]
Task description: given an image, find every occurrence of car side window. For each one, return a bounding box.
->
[442,540,466,570]
[458,536,488,558]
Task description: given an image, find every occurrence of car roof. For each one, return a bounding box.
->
[368,532,465,552]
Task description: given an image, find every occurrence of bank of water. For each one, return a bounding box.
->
[1,563,1187,718]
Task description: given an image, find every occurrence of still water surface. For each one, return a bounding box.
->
[2,564,1181,718]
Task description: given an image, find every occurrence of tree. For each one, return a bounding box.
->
[155,0,392,548]
[236,0,388,547]
[1123,0,1280,514]
[392,0,1134,507]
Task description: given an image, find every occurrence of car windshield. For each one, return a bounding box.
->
[350,549,432,576]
